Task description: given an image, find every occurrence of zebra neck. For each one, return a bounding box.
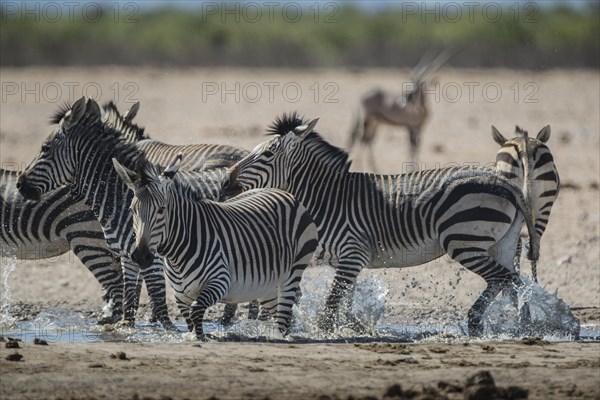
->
[75,144,141,253]
[287,163,347,225]
[157,193,207,268]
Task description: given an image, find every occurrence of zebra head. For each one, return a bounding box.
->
[491,124,559,231]
[113,154,182,269]
[17,97,102,201]
[491,124,555,186]
[223,113,319,197]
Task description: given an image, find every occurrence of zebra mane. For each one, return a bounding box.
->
[70,100,149,183]
[515,126,529,138]
[268,112,351,172]
[102,101,149,142]
[49,101,74,124]
[267,112,305,136]
[136,161,206,203]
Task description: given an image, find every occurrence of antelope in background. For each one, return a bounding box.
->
[348,49,455,170]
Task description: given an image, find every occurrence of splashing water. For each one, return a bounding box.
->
[483,277,581,339]
[292,265,388,337]
[0,253,17,327]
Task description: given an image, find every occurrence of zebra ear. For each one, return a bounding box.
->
[112,158,140,190]
[293,117,319,138]
[87,99,102,123]
[537,125,551,143]
[491,125,507,146]
[63,97,87,130]
[162,153,182,180]
[124,102,140,122]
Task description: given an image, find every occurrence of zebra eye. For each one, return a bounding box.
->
[157,207,165,215]
[263,150,274,157]
[41,144,50,152]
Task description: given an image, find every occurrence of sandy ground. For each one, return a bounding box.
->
[1,67,599,399]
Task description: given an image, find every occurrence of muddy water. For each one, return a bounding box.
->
[1,265,596,343]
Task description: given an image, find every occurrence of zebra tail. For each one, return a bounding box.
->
[508,180,540,263]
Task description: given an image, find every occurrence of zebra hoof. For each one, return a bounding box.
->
[97,314,123,325]
[468,323,484,338]
[316,315,336,334]
[257,308,271,322]
[162,320,179,332]
[197,332,218,342]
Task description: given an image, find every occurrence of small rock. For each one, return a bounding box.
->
[437,381,463,393]
[521,337,549,346]
[506,385,529,399]
[88,363,104,368]
[34,338,48,346]
[111,351,128,360]
[465,385,502,400]
[383,383,403,398]
[429,347,448,354]
[5,340,20,349]
[481,345,496,353]
[465,370,495,388]
[5,352,23,361]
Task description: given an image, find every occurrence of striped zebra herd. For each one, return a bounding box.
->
[2,95,559,339]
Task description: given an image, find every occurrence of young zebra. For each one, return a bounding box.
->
[1,169,124,324]
[224,113,540,336]
[491,125,559,283]
[17,98,249,328]
[113,155,318,339]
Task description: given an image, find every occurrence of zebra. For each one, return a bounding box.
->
[1,169,124,324]
[103,101,257,324]
[16,98,249,328]
[112,154,318,340]
[348,49,454,168]
[491,124,559,283]
[223,113,540,336]
[0,101,146,324]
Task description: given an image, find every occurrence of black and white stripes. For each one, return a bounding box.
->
[17,98,249,328]
[114,155,318,339]
[491,125,560,282]
[1,169,124,323]
[225,113,540,336]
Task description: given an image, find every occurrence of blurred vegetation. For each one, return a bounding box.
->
[1,4,598,68]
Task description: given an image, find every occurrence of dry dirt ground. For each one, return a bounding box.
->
[0,68,599,399]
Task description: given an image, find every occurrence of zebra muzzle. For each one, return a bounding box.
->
[131,246,154,269]
[16,175,41,201]
[221,172,242,198]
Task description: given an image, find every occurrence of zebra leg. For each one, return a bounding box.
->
[142,258,176,331]
[318,245,369,333]
[506,275,533,336]
[174,295,193,332]
[71,244,124,325]
[220,303,238,326]
[443,242,516,336]
[191,278,229,340]
[514,238,523,274]
[120,257,143,326]
[248,300,260,320]
[273,262,309,336]
[467,280,504,337]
